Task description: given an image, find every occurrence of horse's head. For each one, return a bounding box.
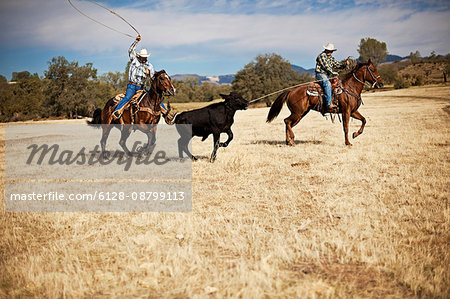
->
[353,59,384,89]
[220,92,249,111]
[366,59,383,88]
[152,70,176,96]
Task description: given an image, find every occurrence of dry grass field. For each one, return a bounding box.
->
[1,85,449,298]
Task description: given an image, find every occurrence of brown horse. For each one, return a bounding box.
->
[267,59,383,146]
[88,70,176,156]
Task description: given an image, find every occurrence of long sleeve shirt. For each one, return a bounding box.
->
[315,51,346,76]
[128,40,154,85]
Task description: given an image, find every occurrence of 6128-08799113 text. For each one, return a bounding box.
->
[9,191,185,201]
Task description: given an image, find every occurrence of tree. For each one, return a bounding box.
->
[11,71,39,81]
[410,50,421,65]
[45,56,97,118]
[378,64,398,85]
[232,53,311,102]
[444,63,450,83]
[357,38,388,64]
[393,76,409,89]
[99,71,126,91]
[0,77,46,121]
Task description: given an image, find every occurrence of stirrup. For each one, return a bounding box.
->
[112,110,122,120]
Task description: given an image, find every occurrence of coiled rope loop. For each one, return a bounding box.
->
[68,0,140,38]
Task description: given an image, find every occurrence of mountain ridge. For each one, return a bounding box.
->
[173,55,407,85]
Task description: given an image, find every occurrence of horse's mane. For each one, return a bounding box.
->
[342,61,370,82]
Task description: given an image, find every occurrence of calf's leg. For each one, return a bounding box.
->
[210,132,220,162]
[219,129,233,147]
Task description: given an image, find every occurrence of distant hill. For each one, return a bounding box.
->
[172,74,235,85]
[291,64,315,75]
[385,54,408,63]
[173,64,313,85]
[172,57,410,85]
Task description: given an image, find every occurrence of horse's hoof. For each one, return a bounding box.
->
[352,132,358,139]
[192,156,198,162]
[286,140,295,146]
[345,142,353,147]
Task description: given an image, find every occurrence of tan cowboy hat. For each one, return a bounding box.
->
[137,49,150,58]
[323,43,337,51]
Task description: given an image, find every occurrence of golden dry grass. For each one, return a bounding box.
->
[1,85,449,298]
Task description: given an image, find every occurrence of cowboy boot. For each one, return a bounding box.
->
[164,110,177,125]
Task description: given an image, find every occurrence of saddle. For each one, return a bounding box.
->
[306,78,343,112]
[113,90,161,123]
[113,89,146,107]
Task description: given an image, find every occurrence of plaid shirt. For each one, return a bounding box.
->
[315,51,346,76]
[128,40,154,85]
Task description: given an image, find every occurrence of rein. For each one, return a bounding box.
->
[344,65,379,105]
[352,65,380,89]
[135,74,167,116]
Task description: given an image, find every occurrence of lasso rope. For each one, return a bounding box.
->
[67,0,140,38]
[247,80,321,104]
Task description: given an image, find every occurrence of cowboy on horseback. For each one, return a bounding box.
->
[112,35,169,119]
[315,43,349,111]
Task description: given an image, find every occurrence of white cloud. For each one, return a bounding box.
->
[0,0,449,74]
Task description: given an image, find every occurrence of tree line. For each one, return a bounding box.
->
[0,53,312,122]
[377,51,450,89]
[1,37,449,122]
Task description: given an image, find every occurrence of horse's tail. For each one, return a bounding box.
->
[266,90,290,123]
[87,108,102,127]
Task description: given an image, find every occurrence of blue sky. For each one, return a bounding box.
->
[0,0,449,80]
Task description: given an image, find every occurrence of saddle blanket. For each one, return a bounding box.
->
[306,82,343,97]
[113,89,146,104]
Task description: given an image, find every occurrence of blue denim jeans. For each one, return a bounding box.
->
[115,83,143,111]
[315,73,332,106]
[114,83,167,111]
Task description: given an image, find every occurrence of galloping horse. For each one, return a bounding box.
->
[88,70,176,156]
[267,59,383,146]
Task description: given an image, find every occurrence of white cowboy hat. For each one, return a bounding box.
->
[323,43,337,51]
[137,49,150,58]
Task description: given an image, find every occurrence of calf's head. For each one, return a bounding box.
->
[220,92,248,111]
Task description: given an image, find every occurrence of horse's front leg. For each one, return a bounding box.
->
[119,125,135,156]
[100,125,113,159]
[140,125,157,155]
[351,110,366,139]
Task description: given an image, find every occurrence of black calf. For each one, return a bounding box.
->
[175,92,248,162]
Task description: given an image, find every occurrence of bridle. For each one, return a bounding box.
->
[150,72,175,96]
[352,65,381,88]
[136,72,174,109]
